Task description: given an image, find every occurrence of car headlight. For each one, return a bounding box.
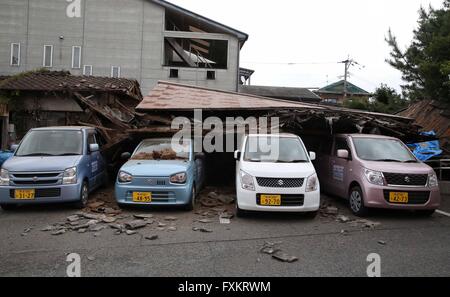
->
[364,169,385,186]
[63,167,77,185]
[0,168,10,186]
[118,171,133,183]
[306,173,319,192]
[170,172,187,184]
[240,170,255,191]
[428,172,438,188]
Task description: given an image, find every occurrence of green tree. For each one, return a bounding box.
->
[386,0,450,102]
[371,84,409,113]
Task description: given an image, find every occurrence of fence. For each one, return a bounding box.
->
[425,159,450,181]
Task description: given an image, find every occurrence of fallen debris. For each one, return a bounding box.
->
[193,227,213,233]
[67,215,80,222]
[272,251,298,263]
[51,229,66,236]
[126,230,138,235]
[134,214,154,220]
[167,226,177,232]
[197,218,213,224]
[323,206,339,215]
[337,215,351,223]
[145,235,159,241]
[378,240,387,246]
[124,220,147,230]
[164,216,178,222]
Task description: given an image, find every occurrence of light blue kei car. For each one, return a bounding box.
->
[115,138,205,210]
[0,126,108,210]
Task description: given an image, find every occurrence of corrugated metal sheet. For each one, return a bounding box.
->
[137,81,325,111]
[399,100,450,151]
[0,71,142,100]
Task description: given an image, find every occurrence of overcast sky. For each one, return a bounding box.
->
[168,0,444,92]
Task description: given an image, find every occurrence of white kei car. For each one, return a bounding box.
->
[234,134,320,217]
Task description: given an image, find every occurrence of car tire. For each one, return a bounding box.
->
[0,204,17,211]
[184,185,196,211]
[73,181,89,209]
[349,186,369,217]
[416,209,436,217]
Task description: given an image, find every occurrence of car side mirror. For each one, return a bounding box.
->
[234,150,241,160]
[89,144,99,153]
[121,152,131,160]
[337,149,349,159]
[309,151,316,161]
[10,144,19,152]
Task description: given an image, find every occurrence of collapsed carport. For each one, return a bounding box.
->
[129,81,432,186]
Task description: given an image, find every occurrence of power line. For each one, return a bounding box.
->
[240,61,341,65]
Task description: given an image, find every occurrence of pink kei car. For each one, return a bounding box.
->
[316,134,441,217]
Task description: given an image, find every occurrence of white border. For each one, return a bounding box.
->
[83,65,93,76]
[72,46,82,69]
[111,66,121,78]
[43,45,53,67]
[10,43,20,66]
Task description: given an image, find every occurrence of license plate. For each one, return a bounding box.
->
[260,195,282,206]
[132,192,152,203]
[15,189,35,200]
[389,192,409,204]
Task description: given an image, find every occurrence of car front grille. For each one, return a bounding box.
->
[256,194,304,206]
[383,191,430,205]
[9,188,61,198]
[10,172,62,186]
[14,180,59,185]
[12,173,60,178]
[383,173,428,186]
[256,177,304,188]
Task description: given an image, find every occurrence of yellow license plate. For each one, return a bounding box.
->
[260,195,282,206]
[15,189,35,200]
[389,192,409,203]
[132,192,152,203]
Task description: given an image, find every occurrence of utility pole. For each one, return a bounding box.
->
[339,56,363,99]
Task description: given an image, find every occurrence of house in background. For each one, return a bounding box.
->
[315,80,371,105]
[239,85,322,103]
[0,0,248,95]
[0,70,142,146]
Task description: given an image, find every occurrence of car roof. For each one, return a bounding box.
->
[247,133,298,138]
[337,133,399,140]
[31,126,94,131]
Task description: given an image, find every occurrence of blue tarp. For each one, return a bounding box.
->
[408,131,443,162]
[0,151,13,167]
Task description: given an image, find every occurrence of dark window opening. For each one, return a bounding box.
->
[207,71,216,80]
[169,69,179,78]
[164,37,228,69]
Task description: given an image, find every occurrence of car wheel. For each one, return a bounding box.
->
[0,204,17,211]
[184,185,196,211]
[349,186,369,217]
[416,209,435,217]
[73,181,89,209]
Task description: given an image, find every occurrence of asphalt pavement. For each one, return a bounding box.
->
[0,188,449,277]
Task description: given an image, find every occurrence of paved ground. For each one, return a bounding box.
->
[0,187,449,277]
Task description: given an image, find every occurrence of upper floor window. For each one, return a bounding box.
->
[43,45,53,67]
[10,43,20,66]
[83,65,93,76]
[72,46,81,69]
[111,66,120,78]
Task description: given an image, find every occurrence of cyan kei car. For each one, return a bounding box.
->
[115,138,205,210]
[0,127,108,210]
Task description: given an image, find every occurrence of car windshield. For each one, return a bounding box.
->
[244,136,309,163]
[131,139,190,161]
[16,130,83,157]
[352,138,417,162]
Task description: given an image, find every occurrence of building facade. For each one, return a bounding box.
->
[0,0,248,95]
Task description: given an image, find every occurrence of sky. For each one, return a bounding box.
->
[167,0,444,93]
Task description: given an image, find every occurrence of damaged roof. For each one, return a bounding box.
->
[151,0,248,42]
[239,85,322,103]
[0,70,143,100]
[137,81,324,111]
